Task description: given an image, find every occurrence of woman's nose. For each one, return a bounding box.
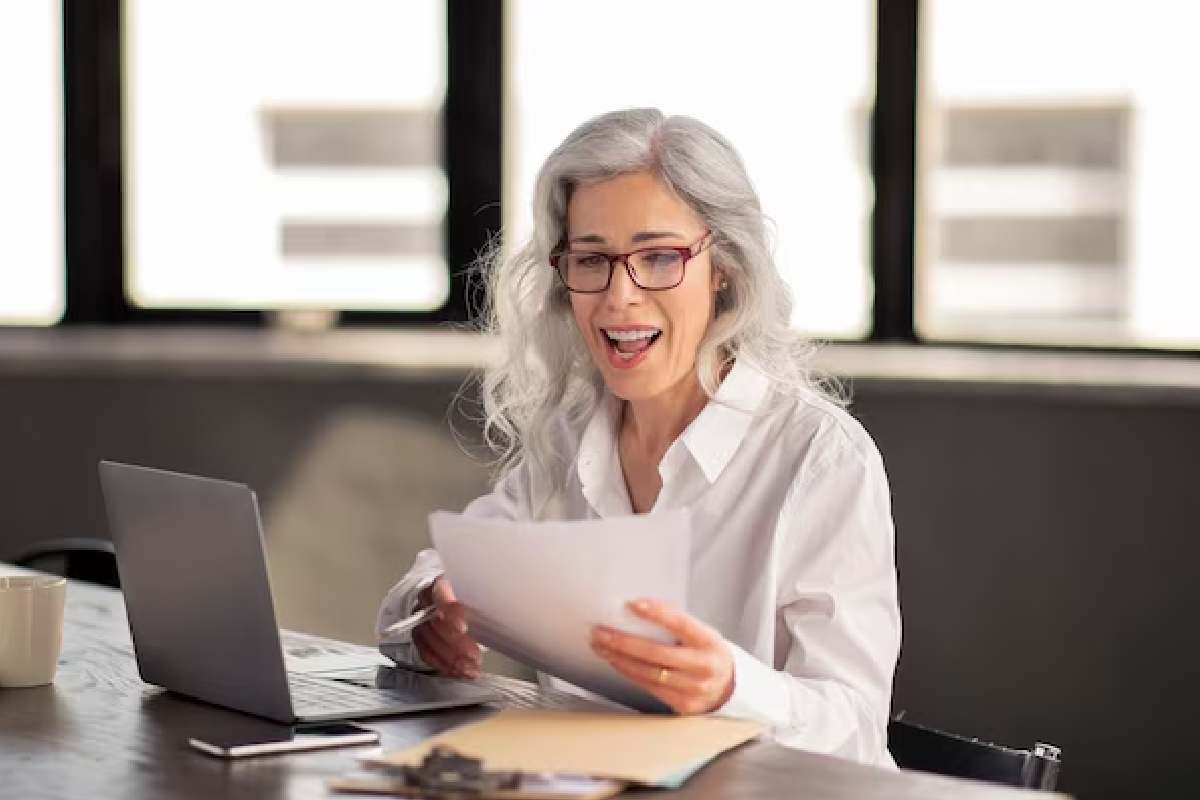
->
[604,259,643,307]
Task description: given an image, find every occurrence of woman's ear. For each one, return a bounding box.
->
[712,269,728,293]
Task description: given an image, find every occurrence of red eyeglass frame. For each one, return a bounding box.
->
[549,230,713,293]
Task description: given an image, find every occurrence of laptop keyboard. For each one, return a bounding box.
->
[288,672,410,716]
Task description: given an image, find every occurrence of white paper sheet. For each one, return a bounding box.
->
[430,509,691,713]
[281,630,392,674]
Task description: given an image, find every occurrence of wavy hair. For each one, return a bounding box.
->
[471,108,843,498]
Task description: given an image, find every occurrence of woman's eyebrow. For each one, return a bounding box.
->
[631,230,683,243]
[567,234,606,245]
[567,230,684,246]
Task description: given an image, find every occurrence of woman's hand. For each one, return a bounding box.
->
[411,576,483,679]
[590,598,735,715]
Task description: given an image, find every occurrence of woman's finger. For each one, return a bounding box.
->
[418,628,479,679]
[436,601,471,635]
[412,624,458,675]
[627,599,719,648]
[598,649,714,714]
[431,575,458,604]
[428,605,481,660]
[595,644,706,695]
[590,627,713,677]
[421,617,482,668]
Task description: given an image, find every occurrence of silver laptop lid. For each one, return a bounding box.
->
[99,461,295,722]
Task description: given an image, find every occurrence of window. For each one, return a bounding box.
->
[506,1,876,339]
[918,0,1200,348]
[0,2,64,325]
[15,1,1199,351]
[124,0,447,312]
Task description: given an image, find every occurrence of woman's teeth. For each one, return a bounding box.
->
[604,328,661,342]
[603,328,661,360]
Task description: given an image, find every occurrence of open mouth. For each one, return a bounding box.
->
[602,327,662,364]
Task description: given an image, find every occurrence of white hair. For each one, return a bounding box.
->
[469,108,844,496]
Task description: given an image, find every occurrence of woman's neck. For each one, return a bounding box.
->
[620,371,710,465]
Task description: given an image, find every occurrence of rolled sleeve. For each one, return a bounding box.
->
[375,549,444,643]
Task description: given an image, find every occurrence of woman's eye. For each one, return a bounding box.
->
[643,251,681,268]
[573,254,608,269]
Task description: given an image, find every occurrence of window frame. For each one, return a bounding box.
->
[40,0,1200,355]
[61,0,498,327]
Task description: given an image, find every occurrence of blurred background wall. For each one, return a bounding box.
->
[3,2,1200,798]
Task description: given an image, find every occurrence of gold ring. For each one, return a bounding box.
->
[658,668,671,686]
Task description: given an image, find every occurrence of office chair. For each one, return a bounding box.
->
[10,537,121,589]
[888,714,1061,791]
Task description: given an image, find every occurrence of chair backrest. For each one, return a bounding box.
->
[888,715,1061,791]
[11,537,121,589]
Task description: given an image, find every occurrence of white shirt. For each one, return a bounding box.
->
[377,359,901,766]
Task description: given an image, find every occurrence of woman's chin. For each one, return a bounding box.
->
[597,368,667,403]
[592,340,688,402]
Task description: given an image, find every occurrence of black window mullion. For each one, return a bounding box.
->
[342,0,502,326]
[64,0,264,325]
[870,0,919,342]
[62,0,123,323]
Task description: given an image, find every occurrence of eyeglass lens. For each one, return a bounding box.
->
[562,249,685,292]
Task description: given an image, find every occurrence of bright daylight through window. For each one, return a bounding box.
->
[918,0,1200,348]
[125,0,447,312]
[0,2,63,325]
[507,1,876,340]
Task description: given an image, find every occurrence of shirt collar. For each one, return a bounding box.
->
[679,358,771,484]
[576,359,771,509]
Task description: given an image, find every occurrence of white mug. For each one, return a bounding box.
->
[0,575,67,688]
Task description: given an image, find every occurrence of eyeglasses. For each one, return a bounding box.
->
[550,230,713,293]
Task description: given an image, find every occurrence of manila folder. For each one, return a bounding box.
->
[376,710,764,786]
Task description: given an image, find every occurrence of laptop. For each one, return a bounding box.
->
[98,460,497,723]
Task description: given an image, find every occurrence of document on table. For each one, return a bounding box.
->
[369,709,764,788]
[429,509,691,713]
[281,630,392,675]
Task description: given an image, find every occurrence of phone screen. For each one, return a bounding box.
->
[189,721,380,758]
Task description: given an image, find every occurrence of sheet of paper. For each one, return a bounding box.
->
[430,509,690,712]
[373,709,764,787]
[283,653,390,674]
[281,629,392,674]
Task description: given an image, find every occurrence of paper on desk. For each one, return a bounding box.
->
[372,709,764,787]
[281,630,392,674]
[430,509,690,712]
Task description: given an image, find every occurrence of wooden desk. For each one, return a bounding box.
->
[0,573,1066,800]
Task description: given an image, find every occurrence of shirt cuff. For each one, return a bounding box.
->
[713,640,789,730]
[376,570,441,672]
[379,640,438,673]
[376,571,442,645]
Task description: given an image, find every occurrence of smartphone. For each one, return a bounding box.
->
[188,721,380,758]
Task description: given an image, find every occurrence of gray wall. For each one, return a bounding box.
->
[851,381,1200,800]
[2,358,1197,799]
[0,367,491,646]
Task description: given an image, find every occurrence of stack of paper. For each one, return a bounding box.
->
[430,510,692,712]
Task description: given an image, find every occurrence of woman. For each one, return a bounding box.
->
[377,108,901,766]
